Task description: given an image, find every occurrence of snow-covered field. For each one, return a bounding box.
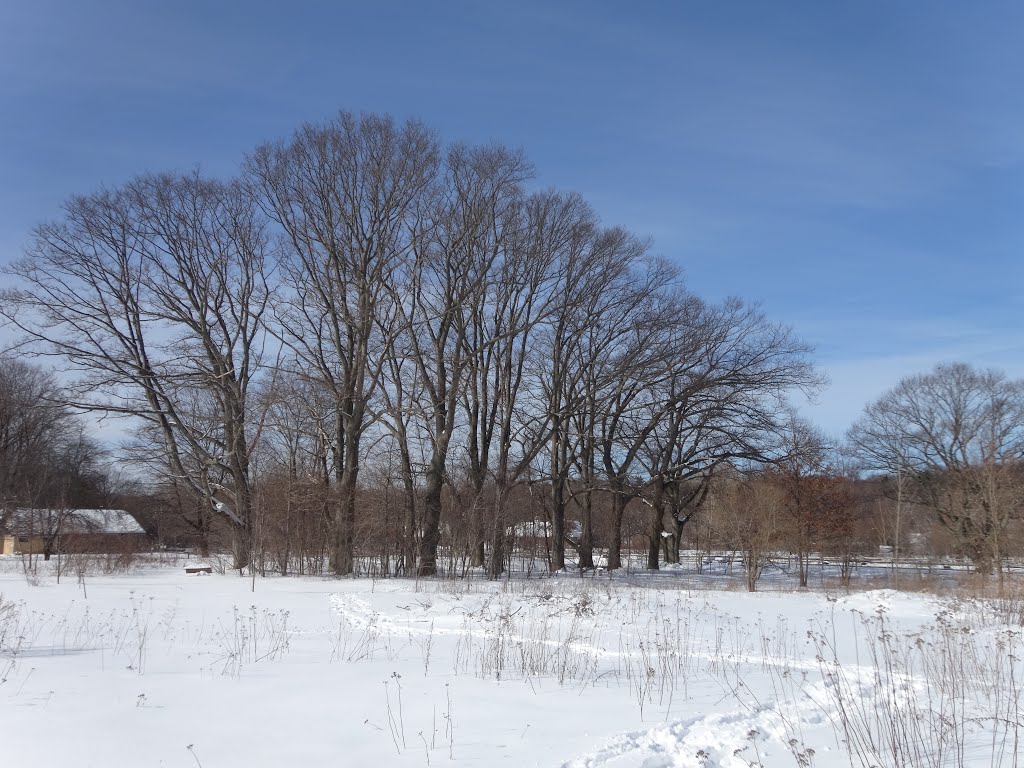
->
[1,558,1021,767]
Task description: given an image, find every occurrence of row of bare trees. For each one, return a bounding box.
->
[26,113,1021,579]
[1,111,823,576]
[3,356,1020,582]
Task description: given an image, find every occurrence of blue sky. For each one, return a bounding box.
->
[2,0,1022,437]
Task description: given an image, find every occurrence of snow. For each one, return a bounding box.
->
[0,558,1020,767]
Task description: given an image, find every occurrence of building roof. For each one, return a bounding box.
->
[2,508,146,537]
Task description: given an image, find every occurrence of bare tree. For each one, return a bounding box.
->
[375,344,423,574]
[0,360,75,522]
[392,143,531,576]
[25,430,107,562]
[2,173,273,569]
[717,471,783,591]
[473,191,565,578]
[609,296,818,572]
[0,359,111,565]
[771,419,852,587]
[597,291,682,571]
[247,112,439,575]
[848,362,1024,575]
[253,369,336,574]
[539,219,657,571]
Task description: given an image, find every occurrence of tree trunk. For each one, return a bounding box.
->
[401,447,417,575]
[550,474,566,571]
[471,510,486,567]
[647,489,664,571]
[485,495,505,581]
[663,514,683,565]
[332,407,361,576]
[192,494,211,558]
[607,491,626,571]
[331,474,358,576]
[418,460,444,577]
[579,489,595,569]
[745,547,760,592]
[232,521,251,575]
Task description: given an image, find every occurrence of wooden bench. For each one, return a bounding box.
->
[185,566,213,575]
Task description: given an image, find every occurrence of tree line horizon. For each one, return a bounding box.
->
[2,110,1021,580]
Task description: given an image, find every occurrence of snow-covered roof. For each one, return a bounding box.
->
[66,509,146,535]
[2,508,145,536]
